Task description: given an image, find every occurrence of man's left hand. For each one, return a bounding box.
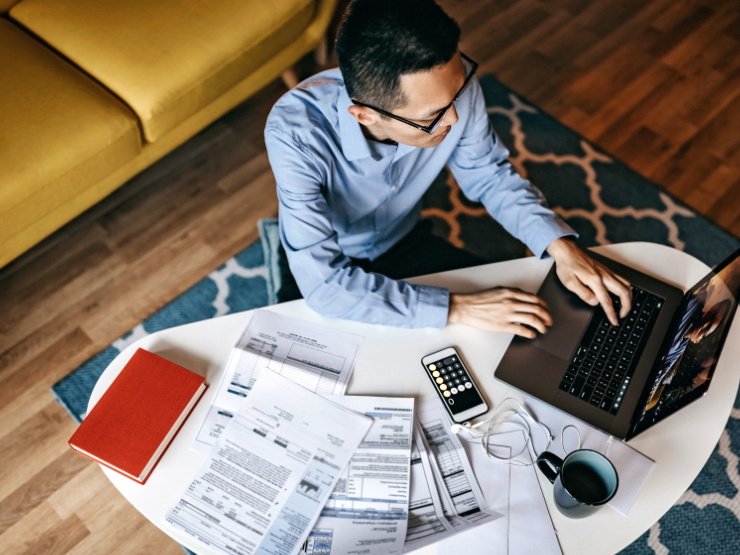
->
[546,238,632,326]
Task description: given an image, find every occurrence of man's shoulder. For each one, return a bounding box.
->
[266,69,344,141]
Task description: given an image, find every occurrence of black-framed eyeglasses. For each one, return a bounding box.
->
[352,52,479,135]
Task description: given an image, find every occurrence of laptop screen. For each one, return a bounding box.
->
[629,247,740,438]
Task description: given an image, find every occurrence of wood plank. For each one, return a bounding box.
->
[0,450,91,535]
[649,143,724,199]
[612,126,674,177]
[47,464,109,521]
[19,513,89,555]
[686,164,740,212]
[0,403,78,502]
[688,93,740,163]
[0,330,93,419]
[571,0,674,70]
[0,501,64,555]
[710,175,740,229]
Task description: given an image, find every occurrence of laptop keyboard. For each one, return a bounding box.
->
[559,285,664,414]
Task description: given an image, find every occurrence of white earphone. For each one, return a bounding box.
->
[451,398,554,466]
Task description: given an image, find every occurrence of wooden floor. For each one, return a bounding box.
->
[2,0,739,552]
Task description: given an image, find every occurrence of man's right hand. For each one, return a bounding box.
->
[447,287,552,338]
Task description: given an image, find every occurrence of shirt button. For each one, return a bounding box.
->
[391,184,397,191]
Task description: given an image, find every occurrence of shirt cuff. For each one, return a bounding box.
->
[527,216,578,258]
[414,285,449,329]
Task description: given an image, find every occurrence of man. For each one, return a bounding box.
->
[264,0,631,335]
[650,293,730,399]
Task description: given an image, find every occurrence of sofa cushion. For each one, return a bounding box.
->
[0,1,21,13]
[0,19,141,249]
[11,0,315,143]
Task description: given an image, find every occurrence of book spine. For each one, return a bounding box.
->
[137,384,209,484]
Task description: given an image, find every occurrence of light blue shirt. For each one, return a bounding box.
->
[264,69,574,329]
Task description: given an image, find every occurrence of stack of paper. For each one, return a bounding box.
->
[193,310,365,453]
[304,396,416,555]
[166,370,375,555]
[166,311,516,555]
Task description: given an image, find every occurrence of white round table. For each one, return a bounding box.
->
[90,242,740,555]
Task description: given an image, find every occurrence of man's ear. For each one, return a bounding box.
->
[348,105,380,127]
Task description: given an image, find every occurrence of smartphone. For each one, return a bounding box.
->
[421,347,489,423]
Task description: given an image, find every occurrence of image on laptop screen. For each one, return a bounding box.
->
[630,248,740,437]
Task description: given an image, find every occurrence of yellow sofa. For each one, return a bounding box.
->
[0,0,336,269]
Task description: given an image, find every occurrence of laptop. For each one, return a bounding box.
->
[494,247,740,440]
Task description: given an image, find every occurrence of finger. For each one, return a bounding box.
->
[507,289,550,310]
[501,322,537,339]
[512,302,553,327]
[508,312,549,334]
[614,272,631,288]
[584,276,618,326]
[603,273,632,317]
[601,268,632,300]
[564,277,599,307]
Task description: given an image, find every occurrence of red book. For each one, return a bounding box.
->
[69,348,207,484]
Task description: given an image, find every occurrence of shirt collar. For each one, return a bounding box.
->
[337,86,418,162]
[395,142,416,161]
[337,86,372,162]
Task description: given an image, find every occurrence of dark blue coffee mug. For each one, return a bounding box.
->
[536,449,618,519]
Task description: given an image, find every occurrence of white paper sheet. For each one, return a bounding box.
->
[304,396,415,555]
[193,310,364,452]
[166,370,372,555]
[401,400,507,553]
[437,430,561,555]
[454,438,510,555]
[525,397,654,515]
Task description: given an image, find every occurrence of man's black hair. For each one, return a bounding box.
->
[336,0,461,112]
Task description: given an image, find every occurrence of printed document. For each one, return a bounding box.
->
[304,396,414,555]
[402,401,506,553]
[416,399,498,526]
[437,429,561,555]
[402,424,454,552]
[193,310,364,452]
[166,370,372,555]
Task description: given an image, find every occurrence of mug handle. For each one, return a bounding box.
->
[536,451,563,484]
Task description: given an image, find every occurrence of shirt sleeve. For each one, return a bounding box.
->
[264,127,449,328]
[446,77,576,258]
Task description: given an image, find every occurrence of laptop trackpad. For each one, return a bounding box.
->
[528,269,596,361]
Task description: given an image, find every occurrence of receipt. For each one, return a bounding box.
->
[402,424,454,552]
[193,310,364,452]
[416,399,499,526]
[304,396,414,555]
[166,370,372,555]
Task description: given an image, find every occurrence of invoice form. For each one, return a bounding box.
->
[304,396,414,555]
[193,310,364,452]
[166,370,372,555]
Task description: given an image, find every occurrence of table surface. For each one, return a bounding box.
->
[90,242,740,555]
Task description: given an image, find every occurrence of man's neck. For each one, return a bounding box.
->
[360,122,397,145]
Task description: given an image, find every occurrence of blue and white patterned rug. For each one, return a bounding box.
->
[53,75,740,555]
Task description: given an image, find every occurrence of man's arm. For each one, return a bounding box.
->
[446,78,631,327]
[265,127,448,328]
